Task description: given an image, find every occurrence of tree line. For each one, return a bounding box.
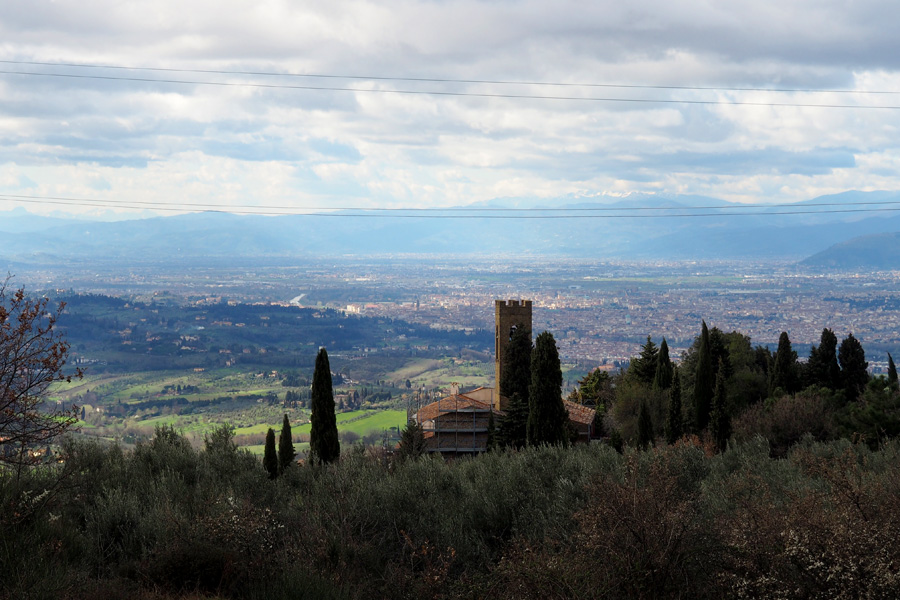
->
[580,322,899,455]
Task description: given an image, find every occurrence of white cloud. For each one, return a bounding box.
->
[1,0,900,217]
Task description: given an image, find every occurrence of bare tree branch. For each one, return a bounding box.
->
[0,277,82,476]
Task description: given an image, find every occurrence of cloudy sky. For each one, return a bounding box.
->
[2,0,900,217]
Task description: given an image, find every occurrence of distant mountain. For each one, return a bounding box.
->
[2,190,900,265]
[0,206,81,233]
[800,232,900,270]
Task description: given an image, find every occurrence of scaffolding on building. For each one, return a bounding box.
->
[414,386,496,455]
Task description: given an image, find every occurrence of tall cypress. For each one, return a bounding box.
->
[710,360,731,452]
[806,328,841,390]
[694,321,714,432]
[888,353,898,391]
[637,399,654,450]
[653,337,674,390]
[498,392,530,449]
[770,331,799,395]
[278,413,295,473]
[526,331,567,446]
[839,333,869,403]
[497,324,532,448]
[665,369,683,445]
[820,328,842,390]
[310,347,340,463]
[263,428,278,479]
[499,323,532,401]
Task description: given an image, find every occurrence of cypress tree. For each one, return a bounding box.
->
[653,337,674,390]
[527,331,567,446]
[839,333,869,403]
[263,428,278,479]
[665,369,683,444]
[694,321,714,432]
[278,413,295,473]
[630,336,659,385]
[310,347,340,463]
[498,393,529,449]
[820,328,842,390]
[497,324,532,448]
[710,360,731,452]
[888,353,898,391]
[637,399,654,450]
[770,331,799,395]
[806,328,840,390]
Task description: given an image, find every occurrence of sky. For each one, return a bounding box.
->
[2,0,900,217]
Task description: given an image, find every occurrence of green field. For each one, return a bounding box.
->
[384,357,493,389]
[241,409,406,455]
[54,345,449,455]
[240,409,406,438]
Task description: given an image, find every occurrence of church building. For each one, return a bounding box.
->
[414,299,596,456]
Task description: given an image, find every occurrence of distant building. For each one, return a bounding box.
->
[494,299,532,396]
[413,299,596,456]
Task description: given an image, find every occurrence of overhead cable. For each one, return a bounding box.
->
[1,69,899,109]
[3,193,900,219]
[1,59,897,95]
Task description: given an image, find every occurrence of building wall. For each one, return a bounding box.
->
[464,387,497,410]
[423,410,493,453]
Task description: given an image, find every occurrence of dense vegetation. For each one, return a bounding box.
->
[3,432,900,599]
[5,287,900,598]
[56,293,491,374]
[586,324,900,456]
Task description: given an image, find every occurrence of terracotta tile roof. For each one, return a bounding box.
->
[418,393,592,428]
[416,393,497,423]
[466,386,492,393]
[564,400,596,426]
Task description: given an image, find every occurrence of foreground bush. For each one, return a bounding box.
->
[2,428,900,599]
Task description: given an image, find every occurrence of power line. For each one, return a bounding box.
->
[3,193,900,219]
[3,192,900,212]
[2,69,900,110]
[1,59,896,96]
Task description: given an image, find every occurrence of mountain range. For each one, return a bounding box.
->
[1,191,899,268]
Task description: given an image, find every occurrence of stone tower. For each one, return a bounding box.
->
[495,299,533,398]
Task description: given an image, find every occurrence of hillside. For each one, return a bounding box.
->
[800,231,900,270]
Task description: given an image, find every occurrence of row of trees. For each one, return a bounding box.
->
[584,321,898,454]
[496,327,569,448]
[264,348,341,477]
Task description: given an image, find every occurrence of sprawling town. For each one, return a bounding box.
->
[18,256,900,373]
